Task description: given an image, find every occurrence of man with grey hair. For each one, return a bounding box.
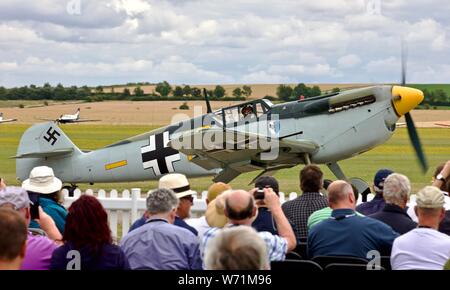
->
[391,186,450,270]
[120,188,202,269]
[308,180,398,259]
[369,173,417,234]
[204,226,268,270]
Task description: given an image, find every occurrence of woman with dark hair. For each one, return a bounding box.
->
[50,195,129,270]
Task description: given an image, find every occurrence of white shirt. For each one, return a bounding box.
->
[186,216,211,241]
[391,228,450,270]
[407,192,450,222]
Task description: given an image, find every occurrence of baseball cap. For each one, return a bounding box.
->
[416,186,445,208]
[374,169,394,190]
[0,186,31,210]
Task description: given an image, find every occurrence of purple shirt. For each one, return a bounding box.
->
[21,232,58,270]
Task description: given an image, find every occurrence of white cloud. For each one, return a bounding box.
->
[0,0,448,86]
[338,54,361,68]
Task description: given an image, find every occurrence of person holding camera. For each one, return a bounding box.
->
[201,188,296,264]
[0,186,60,270]
[22,166,67,235]
[251,176,279,235]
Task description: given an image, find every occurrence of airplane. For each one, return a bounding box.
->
[14,51,429,194]
[38,108,101,124]
[0,112,17,124]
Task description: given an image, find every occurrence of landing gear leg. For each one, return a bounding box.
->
[62,184,78,197]
[327,162,347,180]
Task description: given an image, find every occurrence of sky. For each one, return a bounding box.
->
[0,0,449,87]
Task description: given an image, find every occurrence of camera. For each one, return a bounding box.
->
[27,191,40,220]
[254,188,265,200]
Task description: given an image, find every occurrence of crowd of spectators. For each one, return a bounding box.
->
[1,160,449,270]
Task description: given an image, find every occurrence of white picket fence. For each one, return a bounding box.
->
[62,188,375,240]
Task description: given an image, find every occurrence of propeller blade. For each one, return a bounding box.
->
[401,41,407,86]
[203,88,212,114]
[405,112,428,173]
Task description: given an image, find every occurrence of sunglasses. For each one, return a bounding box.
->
[181,195,194,202]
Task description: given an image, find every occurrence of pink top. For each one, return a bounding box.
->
[21,232,58,270]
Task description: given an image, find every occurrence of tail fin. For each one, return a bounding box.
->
[15,122,83,182]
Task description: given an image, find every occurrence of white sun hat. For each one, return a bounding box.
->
[22,166,63,194]
[158,173,196,199]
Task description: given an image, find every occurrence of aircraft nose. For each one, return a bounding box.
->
[391,85,424,116]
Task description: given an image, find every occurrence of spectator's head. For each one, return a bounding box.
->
[204,226,268,270]
[63,195,112,251]
[327,180,355,209]
[224,190,257,225]
[146,188,179,224]
[159,173,195,219]
[22,166,63,203]
[300,165,323,193]
[0,186,32,224]
[206,182,231,204]
[205,190,231,228]
[373,168,394,194]
[414,186,446,229]
[383,173,411,208]
[434,163,450,192]
[0,208,27,270]
[255,176,279,195]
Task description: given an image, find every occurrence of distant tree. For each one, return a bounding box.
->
[173,86,184,98]
[310,85,321,97]
[434,89,448,102]
[179,102,190,110]
[182,85,192,97]
[122,88,131,97]
[95,86,104,94]
[276,84,293,102]
[134,86,144,96]
[213,85,226,98]
[331,87,341,93]
[191,87,201,98]
[232,87,242,98]
[155,81,172,97]
[54,83,67,100]
[111,87,115,94]
[242,85,252,98]
[292,83,308,100]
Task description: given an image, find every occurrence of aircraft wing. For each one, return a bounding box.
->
[169,127,319,182]
[72,119,101,123]
[0,119,17,123]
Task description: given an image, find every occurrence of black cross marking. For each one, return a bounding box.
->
[43,127,61,146]
[141,132,180,176]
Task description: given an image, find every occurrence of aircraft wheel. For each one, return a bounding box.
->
[62,185,78,197]
[349,177,371,203]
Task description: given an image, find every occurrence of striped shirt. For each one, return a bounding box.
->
[308,207,365,229]
[201,225,288,267]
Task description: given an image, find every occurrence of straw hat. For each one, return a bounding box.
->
[158,173,196,199]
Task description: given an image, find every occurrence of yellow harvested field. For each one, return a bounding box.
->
[1,100,449,127]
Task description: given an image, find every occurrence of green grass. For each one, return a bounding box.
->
[1,124,449,194]
[409,84,450,96]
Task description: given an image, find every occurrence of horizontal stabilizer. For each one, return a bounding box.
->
[12,148,74,159]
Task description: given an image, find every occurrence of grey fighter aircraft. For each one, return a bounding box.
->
[14,82,426,194]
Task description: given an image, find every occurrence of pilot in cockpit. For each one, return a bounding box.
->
[241,105,255,118]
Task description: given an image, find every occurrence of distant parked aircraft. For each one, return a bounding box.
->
[38,108,101,124]
[0,112,17,124]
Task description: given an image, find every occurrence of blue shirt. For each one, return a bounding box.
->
[356,194,385,216]
[129,215,198,236]
[29,196,67,235]
[120,218,202,270]
[308,208,399,259]
[252,207,278,235]
[51,242,129,270]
